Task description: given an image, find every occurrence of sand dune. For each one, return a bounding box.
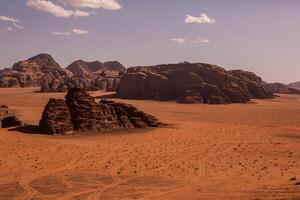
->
[0,88,299,199]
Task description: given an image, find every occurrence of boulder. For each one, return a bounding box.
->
[0,105,23,128]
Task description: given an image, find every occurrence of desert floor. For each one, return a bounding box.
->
[0,88,299,200]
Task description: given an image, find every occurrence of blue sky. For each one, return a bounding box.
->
[0,0,300,83]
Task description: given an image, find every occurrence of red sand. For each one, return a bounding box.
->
[0,88,299,199]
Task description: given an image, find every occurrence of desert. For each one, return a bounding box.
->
[1,1,300,199]
[0,87,299,199]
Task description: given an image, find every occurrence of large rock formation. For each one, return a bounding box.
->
[288,81,300,90]
[263,82,300,95]
[66,60,125,76]
[0,54,65,88]
[39,88,162,135]
[0,54,126,93]
[40,59,126,92]
[117,63,270,104]
[0,105,23,128]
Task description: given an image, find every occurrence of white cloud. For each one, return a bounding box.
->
[12,23,25,29]
[72,28,89,34]
[0,16,20,23]
[61,0,122,10]
[170,38,187,44]
[191,37,210,44]
[53,31,71,36]
[171,37,210,44]
[27,0,90,18]
[185,13,216,24]
[6,27,13,31]
[53,28,89,36]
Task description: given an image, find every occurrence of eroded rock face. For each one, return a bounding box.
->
[0,54,64,88]
[288,81,300,90]
[0,105,23,128]
[0,54,125,93]
[39,99,73,135]
[41,59,126,92]
[117,63,269,104]
[39,88,162,135]
[263,82,300,95]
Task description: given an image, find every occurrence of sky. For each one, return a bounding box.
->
[0,0,300,83]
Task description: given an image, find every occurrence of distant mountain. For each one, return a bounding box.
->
[66,60,126,76]
[0,54,66,88]
[41,59,126,92]
[263,82,300,95]
[0,54,126,92]
[287,81,300,90]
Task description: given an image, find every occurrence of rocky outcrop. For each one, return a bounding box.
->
[117,63,270,104]
[40,59,125,92]
[288,81,300,90]
[263,82,300,95]
[0,54,126,93]
[39,99,73,135]
[0,105,23,128]
[39,88,162,135]
[66,60,126,75]
[0,54,64,88]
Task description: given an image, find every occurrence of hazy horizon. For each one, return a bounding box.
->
[1,0,300,84]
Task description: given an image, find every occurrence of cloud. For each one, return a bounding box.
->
[61,0,122,10]
[0,16,20,23]
[12,23,25,29]
[72,28,89,34]
[191,37,210,44]
[6,27,13,31]
[53,31,71,36]
[185,13,216,24]
[53,28,89,36]
[170,38,187,44]
[27,0,90,18]
[171,37,210,44]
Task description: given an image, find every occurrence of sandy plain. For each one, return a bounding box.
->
[0,88,299,200]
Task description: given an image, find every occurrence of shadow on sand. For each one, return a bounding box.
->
[94,93,119,100]
[8,125,42,135]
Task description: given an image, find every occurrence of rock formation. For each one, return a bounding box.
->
[39,88,162,135]
[40,59,126,92]
[0,54,65,88]
[263,82,300,95]
[117,63,270,104]
[66,60,125,76]
[287,81,300,90]
[0,105,23,128]
[0,54,126,93]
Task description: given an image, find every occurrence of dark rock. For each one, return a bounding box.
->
[39,88,162,135]
[117,63,269,104]
[263,82,300,95]
[0,107,23,128]
[288,81,300,90]
[177,90,204,104]
[39,99,73,135]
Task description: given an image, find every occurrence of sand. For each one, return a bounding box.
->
[0,88,299,200]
